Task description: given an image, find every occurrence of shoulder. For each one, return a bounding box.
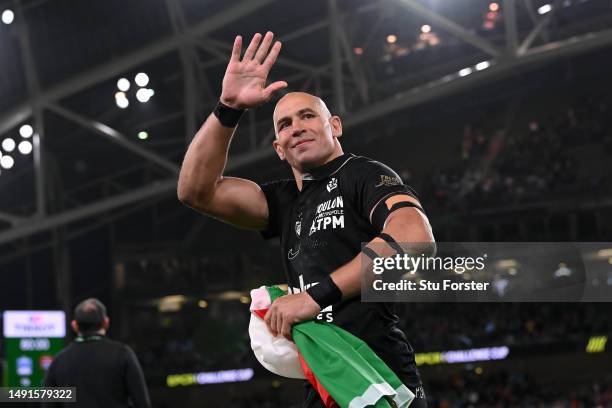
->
[98,338,133,354]
[48,344,73,365]
[341,155,404,188]
[112,339,134,352]
[259,178,295,190]
[344,155,400,176]
[259,179,297,199]
[340,154,420,203]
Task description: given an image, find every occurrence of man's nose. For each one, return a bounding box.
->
[291,122,306,137]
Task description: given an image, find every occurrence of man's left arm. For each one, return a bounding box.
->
[332,195,435,298]
[124,346,152,408]
[265,195,435,338]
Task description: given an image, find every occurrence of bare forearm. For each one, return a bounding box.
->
[177,114,235,203]
[178,32,285,208]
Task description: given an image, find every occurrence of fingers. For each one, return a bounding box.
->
[242,33,263,61]
[230,35,242,62]
[281,319,293,340]
[264,308,277,336]
[276,314,283,337]
[254,31,274,63]
[262,41,282,70]
[263,81,288,101]
[271,314,279,337]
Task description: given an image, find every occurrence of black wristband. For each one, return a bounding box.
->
[306,275,342,310]
[213,101,245,128]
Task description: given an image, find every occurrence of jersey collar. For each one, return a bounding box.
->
[302,153,354,181]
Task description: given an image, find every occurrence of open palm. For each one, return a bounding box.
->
[221,32,288,109]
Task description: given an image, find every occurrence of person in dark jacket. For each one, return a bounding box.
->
[44,298,151,408]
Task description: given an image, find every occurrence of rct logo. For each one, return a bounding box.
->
[326,177,338,193]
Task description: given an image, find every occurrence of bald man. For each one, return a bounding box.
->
[178,32,433,407]
[44,298,151,408]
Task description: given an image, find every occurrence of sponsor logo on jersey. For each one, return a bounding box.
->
[288,274,334,322]
[326,177,338,193]
[309,196,345,236]
[375,174,401,187]
[288,244,300,260]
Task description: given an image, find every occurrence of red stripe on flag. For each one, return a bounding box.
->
[298,351,339,408]
[253,309,268,320]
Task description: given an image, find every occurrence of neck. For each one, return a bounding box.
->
[292,146,343,190]
[79,329,105,337]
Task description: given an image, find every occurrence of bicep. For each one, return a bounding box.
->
[384,206,435,243]
[369,194,422,226]
[370,194,434,242]
[190,176,269,230]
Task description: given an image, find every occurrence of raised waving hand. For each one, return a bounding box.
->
[220,32,288,109]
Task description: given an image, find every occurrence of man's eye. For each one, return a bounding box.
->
[303,113,314,118]
[279,123,289,130]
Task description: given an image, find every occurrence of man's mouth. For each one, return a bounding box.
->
[293,139,314,148]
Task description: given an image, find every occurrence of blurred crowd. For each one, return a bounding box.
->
[128,300,252,376]
[402,302,611,351]
[426,371,612,408]
[422,94,611,213]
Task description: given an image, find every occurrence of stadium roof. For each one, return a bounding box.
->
[0,0,611,250]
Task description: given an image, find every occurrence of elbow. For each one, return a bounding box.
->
[176,182,193,204]
[177,183,213,209]
[421,241,437,258]
[400,236,436,258]
[403,240,436,258]
[385,211,436,255]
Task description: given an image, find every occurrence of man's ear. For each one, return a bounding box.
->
[330,115,343,138]
[103,317,110,330]
[272,139,286,161]
[71,320,79,334]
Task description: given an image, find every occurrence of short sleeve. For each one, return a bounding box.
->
[348,159,419,229]
[259,180,293,239]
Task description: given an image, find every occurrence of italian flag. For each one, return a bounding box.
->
[249,286,415,408]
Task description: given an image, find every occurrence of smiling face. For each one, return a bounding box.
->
[272,92,343,173]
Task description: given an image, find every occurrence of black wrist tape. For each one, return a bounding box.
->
[378,232,405,255]
[361,246,381,262]
[306,275,342,309]
[213,101,245,128]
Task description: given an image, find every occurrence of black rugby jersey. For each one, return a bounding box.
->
[260,153,422,384]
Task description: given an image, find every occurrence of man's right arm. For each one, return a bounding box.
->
[177,112,269,230]
[177,32,287,230]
